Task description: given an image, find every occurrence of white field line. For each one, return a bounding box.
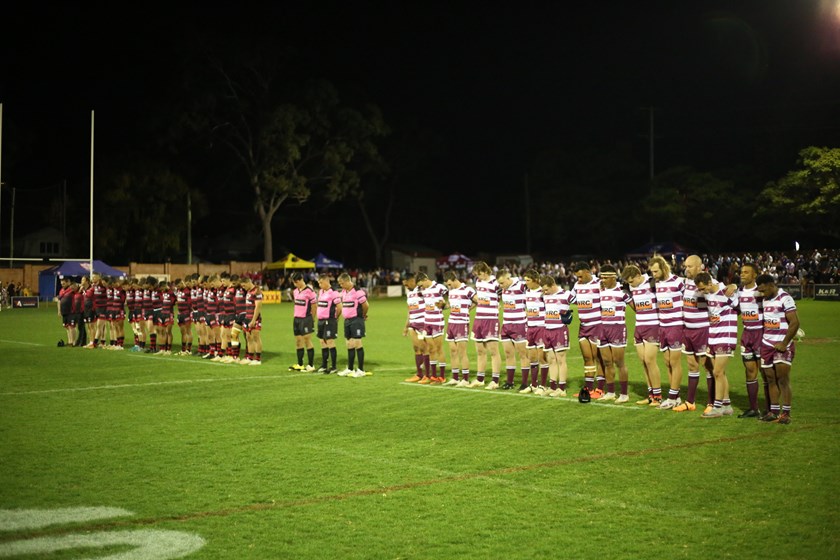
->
[400,381,645,411]
[0,367,406,396]
[0,339,44,346]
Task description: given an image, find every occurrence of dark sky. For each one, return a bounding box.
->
[2,0,840,261]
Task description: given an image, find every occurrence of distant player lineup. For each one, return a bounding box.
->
[400,258,800,424]
[56,255,800,423]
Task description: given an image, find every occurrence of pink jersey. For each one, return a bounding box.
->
[341,288,367,319]
[571,278,602,327]
[761,290,797,348]
[543,288,572,330]
[600,285,631,325]
[447,283,476,325]
[704,285,739,346]
[655,274,684,328]
[683,278,710,329]
[293,286,317,318]
[501,278,527,325]
[473,276,502,321]
[629,274,658,327]
[525,288,545,328]
[406,286,424,324]
[737,284,762,331]
[317,288,341,320]
[421,282,448,327]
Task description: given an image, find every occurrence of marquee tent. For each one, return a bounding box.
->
[265,253,316,270]
[38,260,127,301]
[312,253,344,269]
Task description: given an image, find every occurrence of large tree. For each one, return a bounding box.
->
[759,146,840,242]
[200,59,388,262]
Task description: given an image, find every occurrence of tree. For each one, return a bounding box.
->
[202,60,388,262]
[759,146,840,241]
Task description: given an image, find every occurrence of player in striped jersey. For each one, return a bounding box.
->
[597,265,632,402]
[695,272,737,418]
[521,269,549,393]
[468,262,503,389]
[675,254,715,413]
[402,273,430,383]
[417,272,449,384]
[571,262,605,398]
[648,255,685,409]
[444,271,476,387]
[734,263,765,418]
[621,264,663,406]
[539,274,573,397]
[755,274,800,424]
[498,270,530,390]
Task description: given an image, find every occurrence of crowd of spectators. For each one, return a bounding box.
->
[0,281,32,308]
[254,249,838,299]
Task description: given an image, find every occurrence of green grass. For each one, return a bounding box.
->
[0,299,838,559]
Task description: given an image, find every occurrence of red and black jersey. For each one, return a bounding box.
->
[83,286,94,311]
[151,289,162,311]
[245,287,262,320]
[125,288,135,311]
[72,291,84,314]
[92,283,108,310]
[142,288,153,313]
[107,287,124,313]
[234,286,247,315]
[175,287,192,314]
[221,286,236,314]
[192,287,205,313]
[204,287,218,315]
[161,289,176,314]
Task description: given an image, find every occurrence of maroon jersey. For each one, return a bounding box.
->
[221,286,236,315]
[245,288,262,320]
[192,286,205,313]
[204,287,219,315]
[161,289,176,314]
[234,286,247,315]
[151,289,162,311]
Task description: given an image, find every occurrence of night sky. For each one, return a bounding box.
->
[2,1,840,264]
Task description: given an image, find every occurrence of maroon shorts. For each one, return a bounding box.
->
[760,341,795,368]
[501,323,527,343]
[709,343,735,357]
[446,322,470,342]
[424,324,444,338]
[599,324,627,348]
[659,325,684,352]
[739,328,763,360]
[408,321,425,334]
[526,325,544,348]
[634,324,660,345]
[472,318,500,342]
[243,317,262,332]
[682,327,709,356]
[578,323,601,344]
[541,327,569,352]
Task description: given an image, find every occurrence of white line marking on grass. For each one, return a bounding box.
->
[0,374,313,396]
[0,339,44,346]
[0,507,133,531]
[399,382,644,410]
[127,354,234,366]
[0,529,206,559]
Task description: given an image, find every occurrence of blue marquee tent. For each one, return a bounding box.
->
[38,260,127,301]
[312,253,344,269]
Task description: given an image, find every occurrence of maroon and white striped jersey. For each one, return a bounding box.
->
[705,286,739,346]
[683,278,710,329]
[406,286,424,324]
[543,288,572,330]
[571,278,602,327]
[600,285,631,325]
[473,276,502,321]
[629,274,658,327]
[447,284,476,325]
[737,284,763,331]
[501,278,527,325]
[525,287,545,328]
[421,282,448,327]
[655,275,684,328]
[761,290,796,348]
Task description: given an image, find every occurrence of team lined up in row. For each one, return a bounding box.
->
[58,272,265,364]
[400,257,799,423]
